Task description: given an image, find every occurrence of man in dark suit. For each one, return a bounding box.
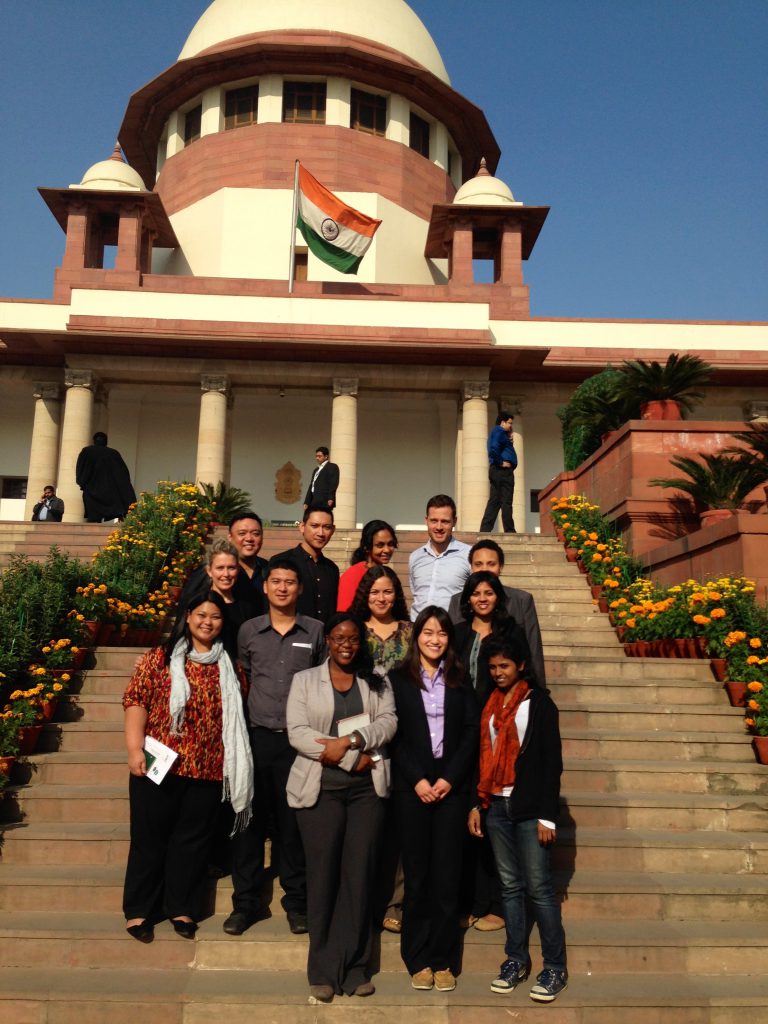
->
[31,485,64,522]
[303,446,339,510]
[447,538,546,687]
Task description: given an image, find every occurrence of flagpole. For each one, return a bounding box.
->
[288,159,299,294]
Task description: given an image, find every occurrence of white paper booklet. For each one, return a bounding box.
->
[143,735,178,785]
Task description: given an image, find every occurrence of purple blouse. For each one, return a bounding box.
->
[419,662,446,758]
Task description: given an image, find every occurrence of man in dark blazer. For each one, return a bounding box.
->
[303,446,339,509]
[31,485,64,522]
[447,538,546,688]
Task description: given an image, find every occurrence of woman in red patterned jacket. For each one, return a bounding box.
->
[122,591,253,942]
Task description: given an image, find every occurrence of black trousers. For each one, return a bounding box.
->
[394,784,468,975]
[230,727,306,914]
[297,781,385,994]
[480,465,516,533]
[123,772,221,921]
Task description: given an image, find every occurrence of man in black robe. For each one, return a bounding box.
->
[75,432,136,522]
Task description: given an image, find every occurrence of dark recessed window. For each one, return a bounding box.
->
[283,82,326,124]
[409,112,430,157]
[530,489,541,514]
[351,88,386,136]
[224,84,259,129]
[2,478,27,500]
[183,104,202,144]
[294,251,308,283]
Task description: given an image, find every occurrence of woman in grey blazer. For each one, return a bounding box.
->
[287,612,397,1004]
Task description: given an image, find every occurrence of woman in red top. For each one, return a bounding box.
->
[122,591,253,942]
[336,519,398,610]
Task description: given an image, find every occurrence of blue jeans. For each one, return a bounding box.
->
[486,802,566,971]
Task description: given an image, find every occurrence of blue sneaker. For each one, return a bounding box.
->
[530,968,568,1002]
[490,957,528,993]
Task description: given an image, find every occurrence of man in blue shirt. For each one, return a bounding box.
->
[480,411,517,533]
[409,494,471,620]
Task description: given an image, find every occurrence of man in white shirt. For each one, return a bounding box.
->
[408,494,471,620]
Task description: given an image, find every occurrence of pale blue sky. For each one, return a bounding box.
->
[1,0,765,319]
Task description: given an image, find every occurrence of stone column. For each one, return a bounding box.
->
[25,382,62,520]
[330,378,358,529]
[499,222,523,285]
[195,375,230,488]
[459,381,489,530]
[58,370,96,523]
[451,220,474,285]
[115,206,143,272]
[503,395,526,533]
[223,390,235,487]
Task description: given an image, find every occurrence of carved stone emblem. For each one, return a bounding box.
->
[275,461,302,504]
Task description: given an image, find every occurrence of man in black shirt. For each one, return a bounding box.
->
[274,506,339,624]
[225,557,325,937]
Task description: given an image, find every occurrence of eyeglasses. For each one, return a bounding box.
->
[329,635,361,648]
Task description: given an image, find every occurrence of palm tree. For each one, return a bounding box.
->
[726,422,768,464]
[650,453,768,510]
[614,353,712,415]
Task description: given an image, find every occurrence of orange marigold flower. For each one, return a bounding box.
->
[709,608,726,619]
[745,718,756,728]
[692,614,710,626]
[747,656,761,666]
[748,699,760,711]
[750,638,763,649]
[748,682,763,692]
[626,618,636,628]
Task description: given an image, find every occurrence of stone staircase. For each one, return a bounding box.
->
[2,529,768,1021]
[0,520,112,567]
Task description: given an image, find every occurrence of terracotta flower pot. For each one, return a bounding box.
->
[167,586,183,602]
[0,755,16,777]
[598,597,609,614]
[752,736,768,765]
[97,623,115,645]
[18,725,43,756]
[640,399,683,420]
[555,528,565,543]
[635,640,651,657]
[710,658,728,682]
[673,638,689,658]
[699,508,734,529]
[723,681,747,708]
[82,620,100,644]
[623,642,635,657]
[577,559,588,574]
[590,585,602,600]
[39,699,59,723]
[565,548,578,562]
[616,626,626,642]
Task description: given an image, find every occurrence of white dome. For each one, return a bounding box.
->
[454,159,520,206]
[178,0,450,84]
[74,146,145,192]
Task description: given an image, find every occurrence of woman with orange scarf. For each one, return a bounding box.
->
[467,626,568,1005]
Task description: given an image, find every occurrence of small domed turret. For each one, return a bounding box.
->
[73,144,145,192]
[454,157,521,207]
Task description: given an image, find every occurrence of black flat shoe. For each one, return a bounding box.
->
[126,922,154,943]
[171,919,197,939]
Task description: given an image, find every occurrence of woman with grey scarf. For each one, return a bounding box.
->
[122,590,253,942]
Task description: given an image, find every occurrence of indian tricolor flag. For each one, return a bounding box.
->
[296,164,381,275]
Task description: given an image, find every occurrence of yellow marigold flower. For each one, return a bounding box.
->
[748,699,760,711]
[60,674,70,683]
[42,646,51,654]
[750,638,763,649]
[53,683,63,692]
[748,682,763,693]
[709,608,726,619]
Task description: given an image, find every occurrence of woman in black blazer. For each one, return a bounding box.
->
[389,606,478,993]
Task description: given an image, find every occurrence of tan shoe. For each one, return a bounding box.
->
[474,913,505,932]
[382,916,402,933]
[434,969,456,992]
[411,968,434,990]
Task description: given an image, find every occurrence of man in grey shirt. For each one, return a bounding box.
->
[225,557,325,937]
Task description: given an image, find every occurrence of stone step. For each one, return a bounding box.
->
[562,728,753,763]
[546,656,715,681]
[1,965,768,1024]
[0,911,767,978]
[562,758,768,797]
[550,678,725,706]
[562,791,768,832]
[556,703,744,734]
[541,631,621,647]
